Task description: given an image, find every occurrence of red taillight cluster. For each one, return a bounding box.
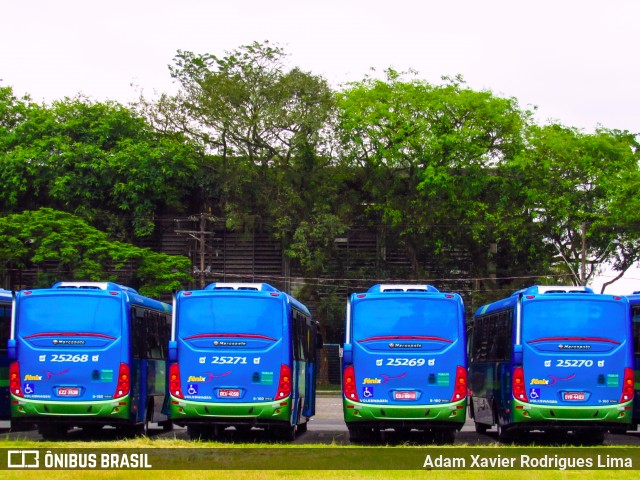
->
[9,362,23,397]
[169,363,184,399]
[620,368,634,403]
[451,365,467,402]
[343,365,359,402]
[275,364,291,400]
[113,363,130,399]
[512,366,528,402]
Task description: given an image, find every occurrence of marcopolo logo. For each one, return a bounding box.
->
[8,450,40,468]
[53,339,85,345]
[389,343,422,349]
[558,344,591,350]
[213,341,246,347]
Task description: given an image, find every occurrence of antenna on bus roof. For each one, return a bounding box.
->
[367,284,440,293]
[51,282,139,294]
[204,282,279,292]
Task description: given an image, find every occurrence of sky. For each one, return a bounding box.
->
[2,0,639,293]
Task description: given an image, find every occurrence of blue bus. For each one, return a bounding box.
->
[342,284,467,443]
[8,282,172,438]
[0,289,12,421]
[469,285,634,443]
[627,292,640,431]
[168,282,322,440]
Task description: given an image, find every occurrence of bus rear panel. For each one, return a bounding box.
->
[170,283,318,440]
[9,282,171,437]
[470,286,633,442]
[342,285,467,442]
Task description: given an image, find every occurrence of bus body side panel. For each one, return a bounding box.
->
[0,296,12,420]
[12,292,131,427]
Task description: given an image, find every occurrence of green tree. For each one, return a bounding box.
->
[0,90,200,238]
[336,71,534,281]
[0,208,192,296]
[508,124,640,289]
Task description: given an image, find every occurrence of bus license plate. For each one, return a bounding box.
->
[57,387,80,397]
[394,391,417,401]
[563,392,586,401]
[218,389,241,398]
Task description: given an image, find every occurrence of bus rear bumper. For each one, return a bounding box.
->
[169,395,292,427]
[343,396,466,430]
[510,398,633,430]
[10,394,131,424]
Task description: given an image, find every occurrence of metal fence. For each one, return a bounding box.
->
[317,343,341,388]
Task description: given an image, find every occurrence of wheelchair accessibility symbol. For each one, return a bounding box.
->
[362,387,374,398]
[187,384,198,395]
[23,383,35,395]
[529,388,540,399]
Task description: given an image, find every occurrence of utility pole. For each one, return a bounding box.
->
[581,222,587,286]
[175,213,215,288]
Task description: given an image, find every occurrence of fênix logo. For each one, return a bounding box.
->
[8,450,40,468]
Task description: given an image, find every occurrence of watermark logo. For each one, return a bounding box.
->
[8,450,40,468]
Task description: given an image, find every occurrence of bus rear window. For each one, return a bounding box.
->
[353,298,459,341]
[178,296,283,340]
[17,296,122,338]
[522,299,627,343]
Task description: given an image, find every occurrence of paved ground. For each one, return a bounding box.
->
[2,394,640,445]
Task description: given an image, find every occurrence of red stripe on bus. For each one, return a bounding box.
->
[24,332,116,340]
[527,337,620,345]
[184,333,277,341]
[358,335,452,343]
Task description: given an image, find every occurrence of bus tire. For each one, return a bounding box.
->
[39,424,69,440]
[160,421,174,432]
[580,430,605,446]
[434,429,456,444]
[474,422,489,434]
[297,420,308,434]
[277,424,296,441]
[497,423,514,443]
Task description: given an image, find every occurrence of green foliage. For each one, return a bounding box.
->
[0,89,200,239]
[0,208,191,295]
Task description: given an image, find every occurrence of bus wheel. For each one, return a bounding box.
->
[474,422,489,434]
[297,421,308,434]
[580,430,605,446]
[187,425,205,440]
[497,424,514,443]
[277,424,296,441]
[160,421,174,432]
[434,429,456,445]
[348,426,367,443]
[39,424,69,440]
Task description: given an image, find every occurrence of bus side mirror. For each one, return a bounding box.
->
[168,341,177,362]
[7,339,17,360]
[316,333,324,349]
[513,344,523,365]
[342,343,353,364]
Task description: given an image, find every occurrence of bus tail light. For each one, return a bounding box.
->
[512,366,528,402]
[343,364,360,402]
[620,368,634,403]
[9,362,23,397]
[275,364,291,400]
[113,363,130,399]
[451,365,467,402]
[169,362,184,399]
